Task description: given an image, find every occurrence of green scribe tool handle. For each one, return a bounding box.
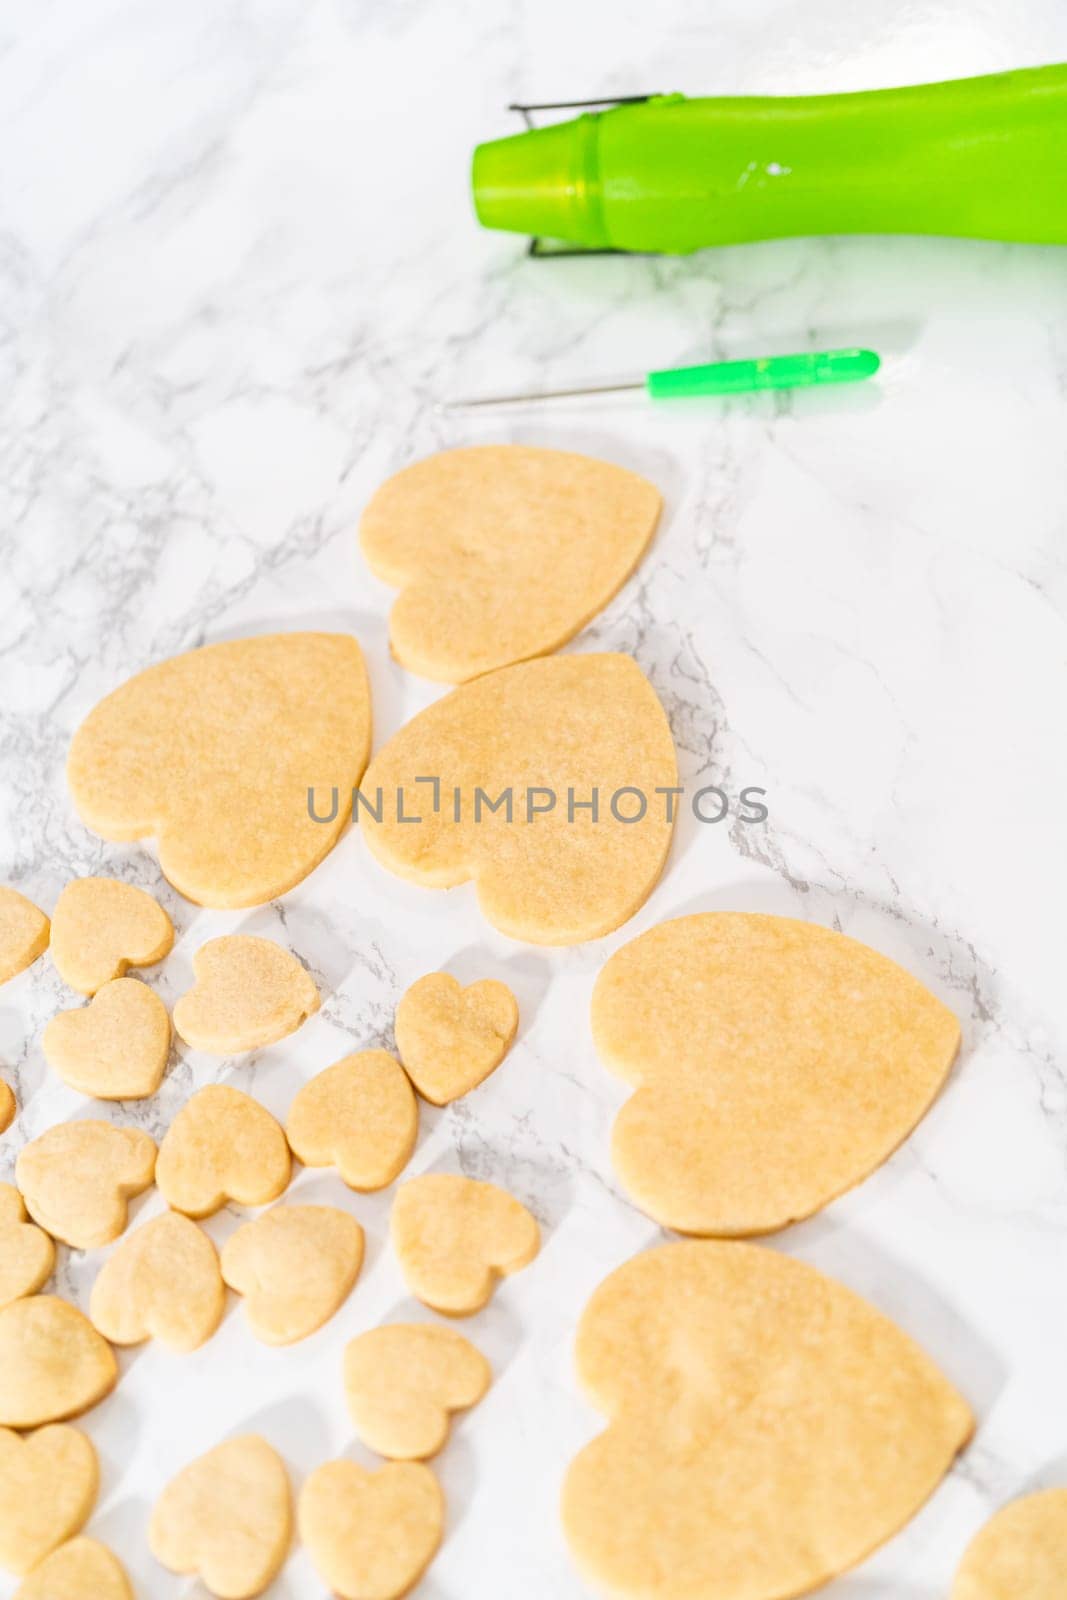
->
[646,346,879,398]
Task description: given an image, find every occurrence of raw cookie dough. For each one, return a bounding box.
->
[0,1183,54,1308]
[360,653,676,945]
[50,876,174,994]
[0,1425,98,1575]
[16,1122,157,1249]
[951,1489,1067,1598]
[43,977,171,1100]
[592,912,961,1235]
[155,1085,290,1218]
[173,935,319,1053]
[0,888,49,986]
[561,1240,974,1600]
[0,1297,117,1427]
[391,1173,539,1315]
[89,1211,224,1351]
[286,1050,417,1190]
[13,1537,133,1600]
[299,1459,443,1600]
[359,444,661,683]
[0,1081,14,1133]
[344,1323,491,1460]
[66,632,372,909]
[395,973,518,1105]
[149,1434,291,1600]
[220,1204,364,1345]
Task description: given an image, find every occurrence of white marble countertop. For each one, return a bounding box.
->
[2,1,1067,1595]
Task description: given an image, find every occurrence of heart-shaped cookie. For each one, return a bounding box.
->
[360,653,677,945]
[0,1080,14,1134]
[50,876,174,995]
[43,977,171,1101]
[149,1434,291,1599]
[0,1297,117,1427]
[90,1211,224,1352]
[344,1324,491,1459]
[359,444,661,683]
[155,1084,290,1218]
[0,887,49,986]
[952,1489,1067,1598]
[395,972,518,1105]
[299,1459,443,1600]
[67,631,372,909]
[13,1537,133,1600]
[0,1424,98,1574]
[221,1204,363,1345]
[173,936,320,1053]
[562,1241,974,1600]
[391,1173,540,1315]
[286,1050,417,1190]
[16,1121,157,1249]
[0,1183,54,1308]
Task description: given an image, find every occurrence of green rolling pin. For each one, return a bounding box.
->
[472,65,1067,253]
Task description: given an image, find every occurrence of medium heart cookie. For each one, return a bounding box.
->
[0,1298,117,1427]
[286,1050,417,1190]
[50,876,174,994]
[67,631,372,909]
[359,444,661,683]
[89,1211,224,1351]
[952,1489,1067,1598]
[299,1459,443,1600]
[221,1204,363,1345]
[16,1121,157,1249]
[391,1173,540,1315]
[395,973,518,1105]
[0,1183,54,1308]
[43,977,171,1100]
[149,1434,291,1599]
[173,936,320,1053]
[13,1537,133,1600]
[155,1084,290,1218]
[344,1324,491,1459]
[0,887,49,986]
[0,1080,14,1134]
[0,1424,98,1574]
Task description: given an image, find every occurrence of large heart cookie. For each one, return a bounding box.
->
[286,1050,417,1190]
[344,1324,491,1459]
[299,1459,443,1600]
[0,887,49,986]
[149,1434,291,1599]
[359,444,661,683]
[67,632,372,908]
[952,1489,1067,1598]
[173,935,320,1053]
[16,1121,157,1249]
[156,1085,290,1218]
[395,973,518,1105]
[43,977,171,1100]
[0,1424,98,1574]
[0,1298,117,1427]
[391,1173,540,1315]
[221,1204,364,1345]
[592,912,961,1235]
[14,1537,133,1599]
[90,1211,224,1352]
[360,653,676,945]
[50,876,174,994]
[0,1183,54,1309]
[561,1240,974,1600]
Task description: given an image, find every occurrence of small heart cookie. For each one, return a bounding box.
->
[221,1204,363,1345]
[0,1298,117,1427]
[395,973,518,1105]
[299,1459,443,1600]
[0,1183,54,1308]
[14,1537,133,1600]
[344,1324,491,1459]
[951,1488,1067,1598]
[43,978,171,1101]
[286,1051,417,1191]
[149,1434,291,1599]
[391,1173,540,1316]
[0,1081,15,1134]
[155,1085,290,1219]
[0,887,49,986]
[50,877,174,995]
[173,936,320,1054]
[16,1121,157,1249]
[90,1211,224,1352]
[0,1424,98,1574]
